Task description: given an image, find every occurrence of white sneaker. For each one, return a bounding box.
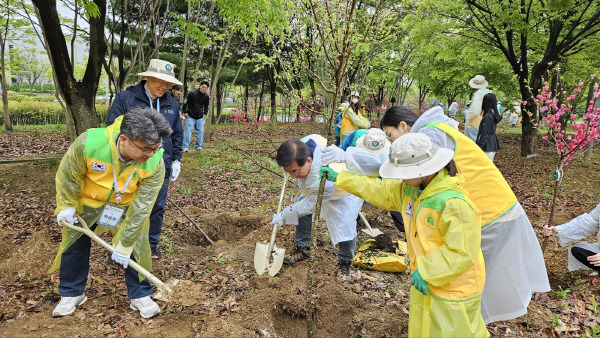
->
[130,296,160,318]
[52,294,87,317]
[183,148,189,153]
[195,147,203,151]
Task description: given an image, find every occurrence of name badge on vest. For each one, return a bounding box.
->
[92,162,106,173]
[405,202,414,216]
[98,203,126,228]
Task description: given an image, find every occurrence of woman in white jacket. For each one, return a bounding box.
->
[543,203,600,271]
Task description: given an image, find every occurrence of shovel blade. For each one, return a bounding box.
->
[254,241,285,276]
[361,227,384,237]
[152,278,178,301]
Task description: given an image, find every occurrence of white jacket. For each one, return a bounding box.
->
[556,203,600,271]
[289,135,363,244]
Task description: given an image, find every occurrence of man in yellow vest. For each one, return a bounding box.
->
[51,107,172,319]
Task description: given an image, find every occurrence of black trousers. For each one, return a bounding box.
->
[571,247,600,273]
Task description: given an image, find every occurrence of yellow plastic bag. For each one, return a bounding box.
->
[352,239,408,273]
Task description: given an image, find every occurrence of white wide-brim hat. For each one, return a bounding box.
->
[379,133,454,180]
[138,59,183,86]
[469,75,488,89]
[356,128,391,154]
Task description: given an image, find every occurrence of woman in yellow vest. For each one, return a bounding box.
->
[322,105,550,324]
[339,91,370,142]
[320,133,488,337]
[51,108,172,319]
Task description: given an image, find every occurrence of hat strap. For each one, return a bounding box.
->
[389,143,439,166]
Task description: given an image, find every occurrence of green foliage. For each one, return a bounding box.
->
[588,295,599,314]
[554,285,571,300]
[541,193,553,200]
[7,101,108,125]
[45,158,61,167]
[160,229,175,253]
[550,313,562,327]
[585,325,600,337]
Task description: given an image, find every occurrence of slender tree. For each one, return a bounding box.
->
[31,0,106,139]
[428,0,600,156]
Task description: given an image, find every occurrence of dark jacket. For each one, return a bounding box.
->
[183,89,209,119]
[106,80,183,177]
[476,111,502,152]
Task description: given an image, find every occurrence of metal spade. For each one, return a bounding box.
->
[359,210,384,237]
[254,173,288,276]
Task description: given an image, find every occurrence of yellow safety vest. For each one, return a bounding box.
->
[428,122,517,226]
[81,120,163,208]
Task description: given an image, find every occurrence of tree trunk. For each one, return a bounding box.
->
[308,77,317,121]
[257,74,265,122]
[584,139,595,160]
[215,80,222,123]
[33,0,106,139]
[203,30,232,143]
[178,0,192,94]
[0,24,12,131]
[244,83,249,118]
[268,64,277,120]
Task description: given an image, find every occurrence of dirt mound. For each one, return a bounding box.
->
[0,229,56,282]
[161,280,207,307]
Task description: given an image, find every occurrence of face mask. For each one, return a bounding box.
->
[352,98,359,104]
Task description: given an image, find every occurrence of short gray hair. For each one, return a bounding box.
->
[120,107,172,144]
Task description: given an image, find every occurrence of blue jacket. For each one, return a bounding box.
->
[106,81,183,177]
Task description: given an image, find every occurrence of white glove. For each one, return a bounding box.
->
[111,251,130,269]
[170,160,182,181]
[321,146,346,165]
[57,207,78,226]
[271,212,284,228]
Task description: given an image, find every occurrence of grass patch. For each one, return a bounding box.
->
[0,124,67,133]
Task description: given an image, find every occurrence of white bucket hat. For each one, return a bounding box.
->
[138,59,183,86]
[469,75,488,89]
[356,128,390,154]
[379,133,454,180]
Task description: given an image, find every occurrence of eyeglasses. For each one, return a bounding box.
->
[129,139,163,155]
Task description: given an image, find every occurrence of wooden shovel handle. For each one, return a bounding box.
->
[60,216,172,293]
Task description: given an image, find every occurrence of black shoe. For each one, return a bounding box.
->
[151,248,162,260]
[283,246,310,265]
[337,260,352,283]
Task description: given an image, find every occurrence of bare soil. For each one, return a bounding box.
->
[0,123,599,337]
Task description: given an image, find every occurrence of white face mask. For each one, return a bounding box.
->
[352,98,359,104]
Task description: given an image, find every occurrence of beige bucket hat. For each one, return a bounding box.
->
[356,128,391,154]
[469,75,488,89]
[138,59,183,85]
[379,133,454,180]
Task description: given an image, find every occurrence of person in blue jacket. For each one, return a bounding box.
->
[106,59,184,260]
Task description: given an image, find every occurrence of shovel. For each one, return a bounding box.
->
[60,215,174,298]
[254,173,288,276]
[359,211,384,237]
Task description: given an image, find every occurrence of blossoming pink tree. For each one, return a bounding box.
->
[537,79,600,250]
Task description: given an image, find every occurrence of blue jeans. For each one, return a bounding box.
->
[183,116,205,149]
[149,177,169,250]
[390,210,404,232]
[295,214,356,262]
[59,224,152,299]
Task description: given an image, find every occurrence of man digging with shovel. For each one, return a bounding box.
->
[273,135,363,282]
[50,108,172,319]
